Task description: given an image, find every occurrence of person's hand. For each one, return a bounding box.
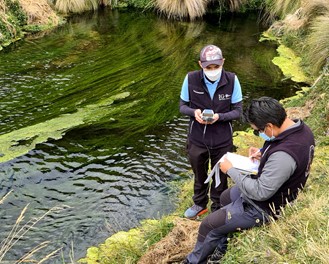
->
[194,110,219,124]
[249,147,262,161]
[210,113,219,124]
[194,109,204,123]
[219,157,232,174]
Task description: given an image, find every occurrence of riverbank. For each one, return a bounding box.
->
[0,0,256,51]
[78,3,329,262]
[0,0,62,50]
[76,8,329,259]
[78,60,328,263]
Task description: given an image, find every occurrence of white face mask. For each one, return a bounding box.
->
[204,68,222,81]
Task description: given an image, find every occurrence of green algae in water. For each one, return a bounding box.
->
[0,92,134,163]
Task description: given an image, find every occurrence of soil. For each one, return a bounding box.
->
[137,218,200,264]
[285,101,314,120]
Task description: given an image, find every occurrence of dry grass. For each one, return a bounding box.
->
[137,218,200,264]
[266,0,301,19]
[306,15,329,74]
[155,0,208,20]
[0,191,68,263]
[267,0,329,32]
[226,0,246,12]
[155,0,245,20]
[0,190,12,205]
[0,0,5,12]
[18,0,60,25]
[55,0,99,14]
[303,0,329,19]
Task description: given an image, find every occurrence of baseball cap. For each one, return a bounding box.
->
[199,45,223,68]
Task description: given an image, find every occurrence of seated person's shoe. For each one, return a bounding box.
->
[207,247,224,263]
[184,204,208,219]
[211,203,222,212]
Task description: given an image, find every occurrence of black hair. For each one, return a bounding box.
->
[244,97,287,130]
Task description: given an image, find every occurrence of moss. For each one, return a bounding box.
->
[78,218,175,264]
[272,44,311,83]
[81,247,101,264]
[259,31,278,42]
[23,24,49,32]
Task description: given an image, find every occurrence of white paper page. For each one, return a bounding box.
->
[220,152,259,174]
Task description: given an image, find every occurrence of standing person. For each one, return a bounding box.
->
[181,97,315,263]
[180,44,243,218]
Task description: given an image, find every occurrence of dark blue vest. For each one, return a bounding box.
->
[253,120,315,215]
[187,69,235,148]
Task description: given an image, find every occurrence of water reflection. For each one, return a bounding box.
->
[0,117,190,262]
[0,9,299,263]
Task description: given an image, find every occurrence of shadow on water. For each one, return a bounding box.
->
[0,9,300,262]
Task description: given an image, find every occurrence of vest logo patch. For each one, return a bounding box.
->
[218,94,231,100]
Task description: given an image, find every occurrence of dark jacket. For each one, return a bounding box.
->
[186,69,236,148]
[253,120,315,215]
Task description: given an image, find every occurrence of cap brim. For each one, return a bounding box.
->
[200,59,223,68]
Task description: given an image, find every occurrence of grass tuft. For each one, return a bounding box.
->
[155,0,207,20]
[305,14,329,74]
[155,0,245,20]
[54,0,100,14]
[264,0,302,22]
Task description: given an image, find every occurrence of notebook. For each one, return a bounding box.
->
[219,152,259,175]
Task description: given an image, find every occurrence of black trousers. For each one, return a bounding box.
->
[187,186,267,263]
[187,142,232,211]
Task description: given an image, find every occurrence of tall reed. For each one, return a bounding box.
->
[0,191,68,263]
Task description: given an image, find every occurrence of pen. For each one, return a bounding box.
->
[249,148,262,159]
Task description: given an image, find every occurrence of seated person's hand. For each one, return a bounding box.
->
[219,157,232,174]
[249,147,262,161]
